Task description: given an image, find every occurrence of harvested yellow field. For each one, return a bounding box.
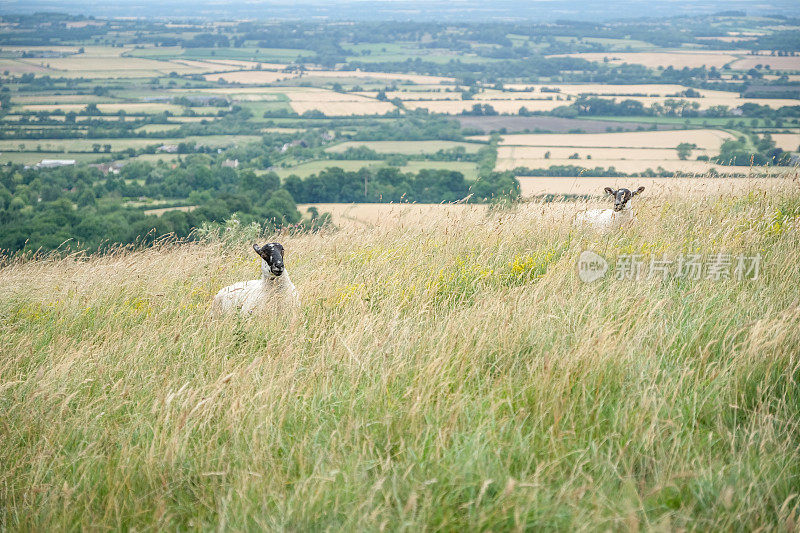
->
[517,176,796,196]
[696,36,757,43]
[170,60,239,72]
[299,203,485,228]
[16,49,213,78]
[730,56,800,71]
[173,89,283,101]
[771,133,800,152]
[549,51,742,69]
[501,84,726,98]
[222,93,283,102]
[205,69,453,85]
[278,88,397,115]
[497,129,735,150]
[494,129,741,174]
[303,70,455,84]
[498,158,723,174]
[285,89,376,102]
[356,91,461,101]
[204,70,299,83]
[289,100,396,116]
[498,146,706,161]
[405,99,565,114]
[0,45,82,54]
[64,20,105,28]
[199,59,285,70]
[170,87,285,95]
[0,59,49,75]
[618,95,799,110]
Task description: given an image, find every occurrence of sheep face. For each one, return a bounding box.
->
[253,242,285,277]
[605,186,645,212]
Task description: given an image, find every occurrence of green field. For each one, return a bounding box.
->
[179,47,310,62]
[270,159,386,178]
[326,140,486,155]
[133,124,182,134]
[269,159,480,180]
[401,160,479,179]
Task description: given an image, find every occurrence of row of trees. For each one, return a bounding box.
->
[283,166,519,204]
[0,159,303,253]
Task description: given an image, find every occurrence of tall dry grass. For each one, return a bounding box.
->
[1,181,799,530]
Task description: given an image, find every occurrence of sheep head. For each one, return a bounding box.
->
[253,242,285,277]
[604,186,645,212]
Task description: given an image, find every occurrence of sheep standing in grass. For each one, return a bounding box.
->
[212,242,300,316]
[574,186,645,231]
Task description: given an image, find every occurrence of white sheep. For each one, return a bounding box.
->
[574,186,645,231]
[212,242,300,316]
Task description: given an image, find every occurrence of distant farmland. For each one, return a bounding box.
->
[457,116,674,134]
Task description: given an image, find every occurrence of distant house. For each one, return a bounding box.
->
[90,162,124,175]
[36,159,76,168]
[157,144,178,153]
[280,140,308,153]
[221,159,239,169]
[321,131,335,142]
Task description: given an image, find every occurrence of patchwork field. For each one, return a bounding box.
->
[494,129,739,174]
[2,46,234,78]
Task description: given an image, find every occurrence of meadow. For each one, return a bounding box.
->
[2,182,799,529]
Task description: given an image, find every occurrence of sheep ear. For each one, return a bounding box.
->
[632,186,645,196]
[604,187,615,196]
[253,244,266,258]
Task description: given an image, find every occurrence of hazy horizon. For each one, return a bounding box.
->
[1,0,799,22]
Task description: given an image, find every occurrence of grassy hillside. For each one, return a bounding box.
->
[1,182,800,530]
